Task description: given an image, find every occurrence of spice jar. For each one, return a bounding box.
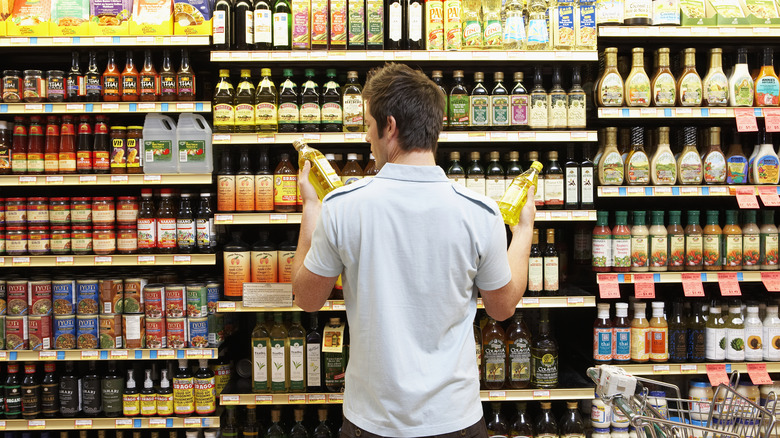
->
[49,197,70,225]
[117,224,138,254]
[7,227,28,255]
[46,70,65,103]
[93,226,116,255]
[117,197,139,224]
[5,197,26,226]
[91,197,115,225]
[26,197,49,225]
[70,197,92,225]
[71,225,93,255]
[51,226,71,255]
[2,70,21,102]
[28,226,50,255]
[23,70,45,103]
[110,126,127,174]
[126,126,143,174]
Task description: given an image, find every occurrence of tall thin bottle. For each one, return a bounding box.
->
[255,68,278,133]
[678,48,703,107]
[529,67,548,130]
[531,310,558,388]
[321,70,343,132]
[235,69,256,133]
[482,317,507,389]
[300,70,321,132]
[703,48,729,107]
[273,0,293,50]
[449,70,469,130]
[278,69,299,132]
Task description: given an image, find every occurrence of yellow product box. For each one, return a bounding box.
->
[50,0,90,35]
[173,0,211,35]
[89,0,131,35]
[7,0,51,36]
[0,0,11,36]
[130,0,173,34]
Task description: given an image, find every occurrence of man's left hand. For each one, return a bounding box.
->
[298,161,320,205]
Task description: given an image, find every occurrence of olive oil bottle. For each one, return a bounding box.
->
[213,69,236,133]
[292,138,343,200]
[449,70,470,130]
[321,70,343,132]
[255,68,278,133]
[278,69,299,133]
[235,69,256,132]
[300,69,321,132]
[498,161,543,227]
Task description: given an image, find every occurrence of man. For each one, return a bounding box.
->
[291,63,535,438]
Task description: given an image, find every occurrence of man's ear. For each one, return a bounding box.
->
[385,115,397,139]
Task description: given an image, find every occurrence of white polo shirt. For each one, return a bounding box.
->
[304,163,512,437]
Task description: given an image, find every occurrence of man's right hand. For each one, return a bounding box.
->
[510,186,536,236]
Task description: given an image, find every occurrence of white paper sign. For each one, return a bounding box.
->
[242,283,294,308]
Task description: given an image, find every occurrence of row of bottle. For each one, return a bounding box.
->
[223,230,298,294]
[592,209,779,272]
[596,126,780,186]
[485,401,589,438]
[220,405,337,438]
[0,360,215,419]
[594,300,780,364]
[598,46,778,108]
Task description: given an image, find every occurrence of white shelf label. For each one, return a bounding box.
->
[567,297,585,306]
[25,104,42,112]
[710,108,727,116]
[177,103,195,111]
[215,214,233,223]
[116,419,133,428]
[675,108,692,115]
[172,36,189,43]
[39,351,56,359]
[137,36,154,44]
[217,301,237,311]
[222,395,240,405]
[149,418,166,427]
[81,351,99,359]
[174,255,192,264]
[28,420,45,429]
[533,390,551,399]
[94,36,112,43]
[79,175,97,183]
[157,349,175,359]
[681,187,699,195]
[94,256,113,265]
[110,350,128,358]
[211,52,229,60]
[488,391,506,400]
[184,418,202,427]
[12,257,30,266]
[66,104,84,111]
[18,176,37,184]
[653,365,670,374]
[138,103,156,111]
[255,395,273,404]
[681,364,699,373]
[0,420,6,429]
[75,420,93,429]
[269,214,288,223]
[46,176,64,184]
[143,174,162,182]
[289,394,306,404]
[137,256,155,265]
[231,51,250,60]
[521,297,540,306]
[102,103,119,111]
[251,52,270,60]
[53,37,72,44]
[110,175,128,184]
[56,256,74,266]
[213,134,231,142]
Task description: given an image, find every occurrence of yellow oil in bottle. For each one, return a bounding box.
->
[293,139,344,200]
[498,161,543,226]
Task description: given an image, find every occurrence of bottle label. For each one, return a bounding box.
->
[330,0,347,45]
[627,153,650,184]
[483,338,506,383]
[528,93,548,129]
[274,174,298,206]
[596,0,623,23]
[531,352,558,387]
[548,93,567,129]
[613,234,631,268]
[704,73,728,105]
[679,74,702,105]
[631,326,650,361]
[140,392,157,416]
[510,94,528,126]
[234,103,255,127]
[449,94,469,126]
[554,5,575,47]
[490,95,509,127]
[704,152,727,183]
[581,167,594,204]
[565,166,579,205]
[613,327,631,360]
[594,327,612,361]
[765,326,780,361]
[756,76,780,106]
[344,95,364,127]
[631,235,649,268]
[213,10,227,44]
[426,0,444,49]
[503,14,525,48]
[627,74,651,106]
[653,73,676,106]
[194,376,216,415]
[726,327,746,361]
[123,393,140,416]
[103,75,120,96]
[706,327,726,360]
[592,234,612,268]
[253,338,269,391]
[160,73,176,96]
[58,152,76,173]
[745,326,763,361]
[600,73,623,106]
[256,102,278,126]
[726,156,748,184]
[389,1,402,40]
[534,176,544,207]
[679,151,703,183]
[140,73,157,96]
[725,234,743,267]
[322,102,343,123]
[290,337,305,390]
[254,174,274,212]
[483,19,501,46]
[543,256,559,291]
[279,102,300,124]
[122,75,138,96]
[408,1,423,41]
[176,219,196,248]
[567,93,586,128]
[527,257,543,292]
[544,176,564,206]
[156,393,173,416]
[650,234,668,267]
[669,234,685,268]
[508,337,530,383]
[625,0,651,19]
[311,0,329,45]
[137,218,156,249]
[762,232,779,267]
[686,235,703,267]
[463,20,482,47]
[733,76,754,106]
[470,95,489,127]
[444,0,462,50]
[254,9,272,44]
[213,103,235,127]
[307,342,322,387]
[157,218,177,249]
[173,377,195,415]
[465,176,485,196]
[273,13,290,46]
[703,234,721,267]
[757,155,780,184]
[300,102,321,124]
[527,18,548,45]
[650,327,668,360]
[600,152,623,185]
[270,339,287,391]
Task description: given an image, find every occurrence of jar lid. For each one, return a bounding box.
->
[6,226,26,231]
[739,380,755,387]
[118,196,137,201]
[593,429,610,433]
[92,197,114,202]
[690,380,710,388]
[71,197,91,202]
[23,69,43,75]
[118,224,136,230]
[127,125,143,130]
[649,390,666,397]
[51,226,71,231]
[3,70,20,76]
[6,197,26,202]
[28,226,49,231]
[47,70,64,76]
[93,225,114,230]
[27,197,47,202]
[72,225,92,231]
[111,126,127,130]
[50,197,70,202]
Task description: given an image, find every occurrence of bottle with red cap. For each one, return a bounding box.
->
[137,188,157,254]
[157,189,177,253]
[76,115,93,174]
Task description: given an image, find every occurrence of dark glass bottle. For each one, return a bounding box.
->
[254,0,273,49]
[278,69,299,133]
[3,363,21,419]
[510,72,529,130]
[160,49,177,101]
[235,0,254,49]
[84,51,102,102]
[386,0,406,49]
[213,0,233,50]
[559,401,586,437]
[446,151,465,183]
[448,70,469,131]
[544,150,564,210]
[528,229,543,296]
[300,70,321,132]
[542,229,560,295]
[123,369,140,417]
[176,192,196,254]
[469,71,489,130]
[197,192,217,253]
[66,51,84,102]
[40,363,58,418]
[564,144,580,209]
[688,302,707,362]
[306,312,323,392]
[272,0,292,50]
[58,362,79,417]
[244,405,261,438]
[321,70,343,132]
[506,310,532,389]
[669,301,688,363]
[486,403,509,436]
[531,310,559,388]
[482,316,507,390]
[511,402,535,437]
[535,402,559,436]
[76,115,92,174]
[102,361,124,417]
[266,408,288,438]
[431,70,448,128]
[81,361,102,416]
[177,49,196,101]
[21,362,40,420]
[290,407,308,438]
[580,144,595,209]
[407,0,423,50]
[313,407,333,438]
[222,406,239,438]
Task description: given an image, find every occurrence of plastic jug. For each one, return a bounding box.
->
[176,113,213,174]
[143,114,178,174]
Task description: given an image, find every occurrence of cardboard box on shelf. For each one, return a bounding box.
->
[173,0,210,35]
[680,0,717,24]
[0,0,10,36]
[7,0,51,36]
[89,0,131,35]
[50,0,90,36]
[130,0,172,35]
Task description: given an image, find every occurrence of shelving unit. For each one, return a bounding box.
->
[0,254,215,268]
[211,50,599,62]
[0,417,219,431]
[0,36,211,47]
[619,362,780,376]
[597,185,780,197]
[214,211,597,224]
[598,107,771,119]
[213,131,598,145]
[0,349,217,362]
[0,173,213,186]
[599,26,777,38]
[0,102,210,114]
[596,271,773,284]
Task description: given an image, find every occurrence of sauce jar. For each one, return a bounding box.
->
[116,196,138,224]
[110,126,127,174]
[6,227,28,255]
[51,226,71,255]
[49,197,71,225]
[91,197,115,225]
[126,126,143,174]
[23,70,45,103]
[28,226,50,255]
[71,226,92,255]
[117,225,138,254]
[0,197,6,226]
[2,70,21,103]
[46,70,65,103]
[5,197,26,226]
[93,226,116,255]
[70,197,92,225]
[26,197,49,225]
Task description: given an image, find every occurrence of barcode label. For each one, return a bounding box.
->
[180,151,187,162]
[146,151,154,163]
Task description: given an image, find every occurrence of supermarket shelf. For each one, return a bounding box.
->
[599,26,778,38]
[620,362,780,376]
[213,131,598,144]
[0,102,210,114]
[0,417,219,431]
[597,185,779,197]
[598,107,768,119]
[211,50,599,63]
[0,348,217,362]
[596,271,771,284]
[216,296,595,312]
[0,35,211,47]
[535,210,597,221]
[214,211,596,224]
[0,254,216,268]
[0,173,212,186]
[221,388,594,405]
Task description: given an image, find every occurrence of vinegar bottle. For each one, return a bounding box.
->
[497,161,542,227]
[292,139,344,200]
[223,231,251,301]
[255,146,274,212]
[482,317,507,389]
[236,147,255,211]
[251,231,278,283]
[273,153,298,212]
[217,150,236,212]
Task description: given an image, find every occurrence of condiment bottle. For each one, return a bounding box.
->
[120,51,139,102]
[592,211,612,273]
[160,49,177,101]
[761,210,779,270]
[677,126,703,185]
[567,67,587,129]
[702,48,729,107]
[625,127,649,185]
[529,151,545,207]
[101,361,123,418]
[598,127,624,185]
[547,67,567,130]
[723,210,743,271]
[685,210,704,270]
[173,360,195,417]
[668,301,687,363]
[26,116,44,175]
[529,67,548,130]
[341,153,364,186]
[648,211,667,272]
[725,131,748,184]
[156,189,177,253]
[176,192,196,254]
[236,147,255,211]
[466,151,486,196]
[75,116,92,174]
[703,126,727,184]
[612,302,631,364]
[755,47,780,107]
[470,72,490,130]
[729,48,754,107]
[748,132,761,184]
[688,303,706,362]
[196,192,216,253]
[649,302,668,363]
[650,126,676,185]
[58,115,76,174]
[744,305,764,362]
[752,132,779,184]
[193,359,216,415]
[156,369,174,416]
[140,369,157,417]
[612,211,631,272]
[625,48,650,107]
[123,369,140,417]
[343,71,365,132]
[510,72,529,129]
[40,362,58,418]
[102,51,120,102]
[763,305,780,361]
[235,70,256,133]
[594,303,613,364]
[506,311,532,389]
[213,69,235,133]
[544,151,564,209]
[652,48,676,107]
[703,210,722,271]
[667,210,685,271]
[677,48,702,106]
[706,305,726,362]
[21,362,40,419]
[273,153,297,213]
[631,211,649,272]
[0,120,10,174]
[137,189,156,254]
[448,70,469,130]
[543,229,560,295]
[139,49,159,102]
[223,232,251,301]
[725,305,745,361]
[630,302,650,363]
[177,49,196,102]
[598,48,624,107]
[528,229,544,295]
[256,68,278,133]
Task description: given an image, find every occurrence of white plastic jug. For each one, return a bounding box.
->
[176,113,213,174]
[143,114,178,174]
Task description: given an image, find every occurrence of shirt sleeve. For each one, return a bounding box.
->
[474,215,512,291]
[303,202,344,278]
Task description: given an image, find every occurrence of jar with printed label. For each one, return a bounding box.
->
[647,390,668,418]
[23,70,45,103]
[612,428,630,438]
[592,394,612,428]
[117,225,138,254]
[117,197,139,224]
[72,225,93,255]
[592,428,611,438]
[49,197,70,225]
[93,226,116,255]
[28,226,50,255]
[6,227,27,255]
[46,70,65,102]
[612,402,629,428]
[51,227,71,255]
[92,197,115,226]
[3,70,22,102]
[737,381,760,407]
[689,379,713,421]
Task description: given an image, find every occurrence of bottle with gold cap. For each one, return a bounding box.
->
[343,71,364,132]
[213,69,235,133]
[447,151,466,186]
[235,69,256,133]
[293,138,344,200]
[498,161,543,227]
[255,68,278,133]
[485,151,505,202]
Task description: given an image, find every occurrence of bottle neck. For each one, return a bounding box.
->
[658,52,670,69]
[710,51,723,70]
[605,52,618,69]
[631,52,644,69]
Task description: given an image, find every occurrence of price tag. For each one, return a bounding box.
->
[110,175,128,184]
[143,174,162,183]
[25,104,42,112]
[488,391,506,401]
[706,364,730,387]
[758,186,780,206]
[680,186,699,195]
[654,187,671,196]
[212,134,231,142]
[110,350,128,359]
[600,187,619,196]
[157,349,175,359]
[94,256,112,265]
[66,104,84,111]
[332,303,346,311]
[572,211,590,219]
[328,394,344,403]
[682,273,705,297]
[137,36,154,44]
[764,108,780,132]
[269,214,288,223]
[45,176,63,184]
[718,272,742,296]
[115,419,133,428]
[12,257,30,266]
[217,301,236,311]
[18,176,37,184]
[763,272,780,292]
[176,103,195,111]
[735,108,759,132]
[0,420,6,430]
[736,186,760,209]
[709,108,728,116]
[102,103,119,111]
[255,395,273,404]
[626,187,644,196]
[640,107,657,116]
[521,297,539,307]
[214,214,233,224]
[709,187,729,195]
[137,256,155,265]
[308,394,327,403]
[491,132,507,140]
[186,349,207,358]
[38,351,56,359]
[28,420,46,429]
[533,390,551,399]
[75,420,93,429]
[221,395,240,405]
[0,352,6,360]
[550,211,568,220]
[518,131,535,139]
[79,175,97,184]
[52,37,72,44]
[634,274,655,299]
[754,27,771,34]
[653,365,670,374]
[138,103,156,111]
[288,394,306,404]
[747,363,774,385]
[598,274,620,299]
[149,418,166,428]
[184,418,203,427]
[675,108,692,116]
[94,36,112,44]
[720,27,736,33]
[303,133,320,141]
[567,296,585,306]
[681,364,699,373]
[56,256,73,266]
[81,351,98,360]
[174,255,192,265]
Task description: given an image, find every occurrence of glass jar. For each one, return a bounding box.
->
[49,197,71,225]
[71,225,92,255]
[110,126,127,174]
[689,379,714,421]
[116,196,139,224]
[51,226,71,255]
[126,126,143,174]
[23,70,45,103]
[93,226,116,255]
[26,197,49,225]
[28,226,50,255]
[737,381,761,407]
[117,225,138,254]
[647,391,668,418]
[70,197,92,225]
[2,70,21,102]
[91,197,115,225]
[6,227,28,255]
[5,197,26,226]
[46,70,65,103]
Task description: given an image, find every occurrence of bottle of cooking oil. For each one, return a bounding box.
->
[255,68,278,133]
[235,69,256,133]
[213,69,236,133]
[498,161,543,226]
[292,138,344,200]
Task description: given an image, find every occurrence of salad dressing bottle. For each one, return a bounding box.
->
[625,126,650,185]
[752,132,780,184]
[761,210,779,270]
[630,302,650,363]
[744,305,764,362]
[702,48,729,107]
[703,210,722,271]
[723,210,743,271]
[650,126,677,185]
[667,210,685,271]
[649,210,668,272]
[725,131,748,184]
[613,211,631,273]
[649,302,668,363]
[742,210,761,271]
[625,48,651,107]
[729,48,754,107]
[677,48,702,107]
[706,305,726,362]
[677,126,703,185]
[725,305,745,362]
[651,47,676,107]
[631,211,649,272]
[598,127,624,185]
[703,126,726,184]
[755,47,780,107]
[685,210,703,271]
[597,48,624,107]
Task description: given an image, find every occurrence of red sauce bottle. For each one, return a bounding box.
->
[44,116,60,175]
[140,49,159,102]
[121,50,139,102]
[160,50,177,102]
[0,121,11,174]
[177,49,196,101]
[27,116,44,175]
[102,51,121,102]
[11,116,28,175]
[93,116,110,174]
[58,116,76,174]
[76,116,93,174]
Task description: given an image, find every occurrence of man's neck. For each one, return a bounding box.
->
[388,150,437,166]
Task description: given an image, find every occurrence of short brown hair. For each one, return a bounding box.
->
[363,63,445,153]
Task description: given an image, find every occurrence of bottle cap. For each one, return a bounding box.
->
[261,68,271,77]
[513,72,523,82]
[240,69,251,77]
[283,69,294,77]
[509,151,519,160]
[453,70,464,78]
[494,71,503,81]
[432,70,443,78]
[474,72,484,81]
[470,151,480,161]
[530,161,543,172]
[347,153,358,160]
[489,151,500,160]
[347,71,358,79]
[450,151,460,160]
[548,151,557,160]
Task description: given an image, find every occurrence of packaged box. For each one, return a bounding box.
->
[292,0,310,48]
[680,0,717,24]
[653,0,681,24]
[0,0,11,36]
[743,0,780,24]
[8,0,51,36]
[173,0,211,35]
[130,0,173,34]
[50,0,90,36]
[89,0,132,35]
[709,0,751,24]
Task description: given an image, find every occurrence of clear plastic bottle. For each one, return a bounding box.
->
[745,305,764,362]
[762,305,780,361]
[706,305,726,362]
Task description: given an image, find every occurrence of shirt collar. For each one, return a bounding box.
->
[375,163,449,182]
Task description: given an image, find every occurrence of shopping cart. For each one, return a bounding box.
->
[587,365,778,438]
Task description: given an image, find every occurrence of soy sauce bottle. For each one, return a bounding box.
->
[81,361,102,416]
[21,362,40,419]
[41,363,58,418]
[4,363,21,419]
[58,362,80,417]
